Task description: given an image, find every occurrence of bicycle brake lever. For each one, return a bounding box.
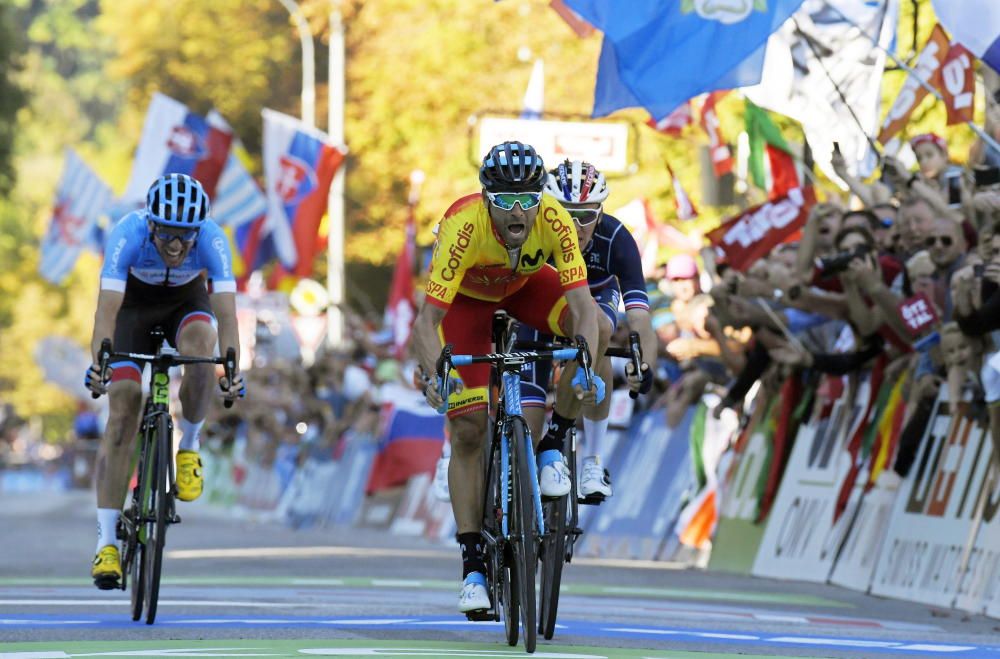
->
[628,331,642,400]
[93,338,113,399]
[574,335,593,393]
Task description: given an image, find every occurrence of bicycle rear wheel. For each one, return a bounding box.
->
[143,414,171,624]
[510,418,537,653]
[538,492,567,639]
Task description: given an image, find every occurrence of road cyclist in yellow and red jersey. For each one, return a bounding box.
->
[411,141,604,614]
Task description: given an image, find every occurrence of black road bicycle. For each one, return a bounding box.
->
[436,312,594,654]
[92,326,235,624]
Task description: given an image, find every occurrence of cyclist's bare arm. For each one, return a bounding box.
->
[210,291,240,366]
[412,301,447,405]
[564,286,599,366]
[91,289,124,361]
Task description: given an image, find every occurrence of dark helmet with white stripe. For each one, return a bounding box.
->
[479,141,547,193]
[145,173,211,228]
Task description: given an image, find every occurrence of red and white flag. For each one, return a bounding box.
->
[667,163,698,220]
[384,211,417,359]
[39,149,113,284]
[700,92,733,177]
[937,42,976,126]
[878,24,951,148]
[647,101,692,137]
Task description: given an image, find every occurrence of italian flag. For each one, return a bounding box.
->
[745,100,800,200]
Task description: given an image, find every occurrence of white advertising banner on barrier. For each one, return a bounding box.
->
[953,462,999,615]
[828,473,902,592]
[752,376,871,582]
[871,393,992,608]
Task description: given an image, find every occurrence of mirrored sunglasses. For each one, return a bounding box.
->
[486,191,541,211]
[152,227,199,243]
[568,208,602,226]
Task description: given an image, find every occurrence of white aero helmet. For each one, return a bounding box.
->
[544,159,609,204]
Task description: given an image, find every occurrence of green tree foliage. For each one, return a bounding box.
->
[0,3,28,197]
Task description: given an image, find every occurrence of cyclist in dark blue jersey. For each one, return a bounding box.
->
[83,173,243,589]
[523,160,657,499]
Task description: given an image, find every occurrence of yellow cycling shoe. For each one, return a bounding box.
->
[92,545,121,590]
[175,449,204,502]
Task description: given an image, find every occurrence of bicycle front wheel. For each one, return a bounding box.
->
[509,418,537,653]
[128,427,151,621]
[538,491,567,640]
[143,413,171,624]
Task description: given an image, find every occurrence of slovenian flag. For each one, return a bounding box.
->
[39,149,113,284]
[365,389,446,494]
[122,93,232,204]
[932,0,1000,72]
[262,109,346,277]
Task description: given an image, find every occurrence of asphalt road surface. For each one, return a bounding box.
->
[2,490,999,658]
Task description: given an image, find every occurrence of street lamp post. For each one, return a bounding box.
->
[327,1,346,347]
[276,0,315,127]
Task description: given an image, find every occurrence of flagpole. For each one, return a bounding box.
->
[327,0,346,347]
[276,0,315,127]
[820,0,1000,154]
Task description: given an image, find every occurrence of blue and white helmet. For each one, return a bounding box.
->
[145,173,211,228]
[545,159,609,204]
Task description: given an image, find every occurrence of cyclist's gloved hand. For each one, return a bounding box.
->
[571,369,606,405]
[219,372,246,400]
[84,363,109,396]
[625,361,653,395]
[425,375,463,414]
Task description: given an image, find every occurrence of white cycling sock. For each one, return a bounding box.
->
[96,508,119,553]
[583,418,610,459]
[178,417,204,452]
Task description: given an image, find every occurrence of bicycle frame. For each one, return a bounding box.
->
[497,368,545,537]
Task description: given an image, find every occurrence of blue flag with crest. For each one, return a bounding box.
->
[566,0,806,120]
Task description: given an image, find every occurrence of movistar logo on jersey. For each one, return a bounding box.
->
[681,0,765,24]
[520,249,544,268]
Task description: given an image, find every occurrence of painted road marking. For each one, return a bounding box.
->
[0,616,991,655]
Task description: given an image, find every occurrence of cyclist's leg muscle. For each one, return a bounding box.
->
[176,316,217,423]
[448,410,488,534]
[96,380,143,509]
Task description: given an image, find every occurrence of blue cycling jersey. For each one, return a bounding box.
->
[99,211,236,294]
[582,213,649,312]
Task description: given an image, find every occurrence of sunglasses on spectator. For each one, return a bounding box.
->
[486,191,542,211]
[152,227,199,243]
[925,235,953,247]
[567,207,602,226]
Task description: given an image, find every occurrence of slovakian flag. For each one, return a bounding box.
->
[122,93,232,204]
[647,101,692,137]
[39,149,113,284]
[262,109,346,279]
[700,91,734,177]
[384,210,417,359]
[667,163,698,220]
[365,389,446,494]
[932,0,1000,73]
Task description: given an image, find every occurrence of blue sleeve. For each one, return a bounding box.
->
[609,222,649,311]
[99,214,143,292]
[783,308,830,334]
[197,222,237,294]
[914,350,936,380]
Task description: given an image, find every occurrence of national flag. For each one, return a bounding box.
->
[937,42,977,126]
[866,372,907,490]
[365,390,446,495]
[932,0,1000,73]
[565,0,806,121]
[206,111,269,280]
[744,0,899,179]
[384,210,417,359]
[708,186,816,271]
[549,0,594,38]
[744,100,799,200]
[667,163,698,220]
[39,149,113,284]
[700,92,733,177]
[262,108,346,278]
[520,59,545,120]
[122,93,232,204]
[878,24,951,151]
[647,101,692,137]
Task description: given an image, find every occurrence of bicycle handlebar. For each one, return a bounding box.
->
[93,338,238,408]
[510,331,645,398]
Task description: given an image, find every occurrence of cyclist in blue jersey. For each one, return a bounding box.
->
[522,160,657,499]
[84,173,244,590]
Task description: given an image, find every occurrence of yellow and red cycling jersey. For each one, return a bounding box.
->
[425,193,588,308]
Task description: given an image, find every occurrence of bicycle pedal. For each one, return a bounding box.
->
[170,513,182,524]
[578,494,606,505]
[464,609,493,622]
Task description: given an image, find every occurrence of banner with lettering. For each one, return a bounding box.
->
[877,24,951,150]
[937,42,977,127]
[870,391,992,607]
[707,187,816,271]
